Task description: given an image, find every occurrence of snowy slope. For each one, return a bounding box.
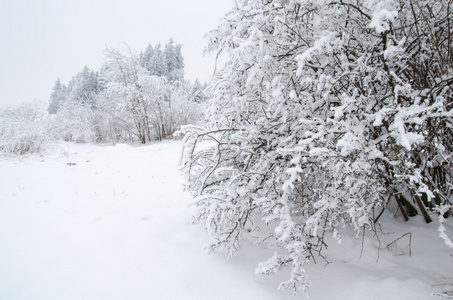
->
[0,140,451,299]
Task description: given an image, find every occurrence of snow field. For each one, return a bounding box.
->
[0,141,285,300]
[0,140,451,299]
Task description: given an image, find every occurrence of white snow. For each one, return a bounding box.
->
[0,140,452,299]
[369,8,398,33]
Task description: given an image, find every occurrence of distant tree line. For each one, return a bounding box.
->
[46,39,208,144]
[0,39,209,153]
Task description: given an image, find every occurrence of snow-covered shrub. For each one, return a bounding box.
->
[180,0,453,293]
[50,100,96,143]
[0,101,51,155]
[169,83,205,131]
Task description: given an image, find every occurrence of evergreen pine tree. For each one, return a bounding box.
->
[164,38,184,82]
[148,43,167,78]
[139,44,154,73]
[48,78,67,114]
[67,66,99,105]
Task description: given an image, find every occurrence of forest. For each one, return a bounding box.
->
[0,39,207,153]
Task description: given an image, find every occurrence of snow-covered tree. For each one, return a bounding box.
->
[66,66,100,106]
[140,39,185,82]
[100,47,158,143]
[180,0,453,293]
[139,44,154,72]
[48,78,67,114]
[99,46,199,143]
[188,79,209,103]
[164,38,185,82]
[50,100,96,143]
[48,67,100,114]
[148,43,168,78]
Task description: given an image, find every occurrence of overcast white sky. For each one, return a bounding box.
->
[0,0,234,108]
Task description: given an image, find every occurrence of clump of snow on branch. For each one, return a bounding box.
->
[436,205,453,250]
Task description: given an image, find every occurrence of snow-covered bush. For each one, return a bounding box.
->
[180,0,453,293]
[50,100,96,143]
[0,101,51,155]
[168,82,206,130]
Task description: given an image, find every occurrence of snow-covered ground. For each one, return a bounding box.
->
[0,140,451,299]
